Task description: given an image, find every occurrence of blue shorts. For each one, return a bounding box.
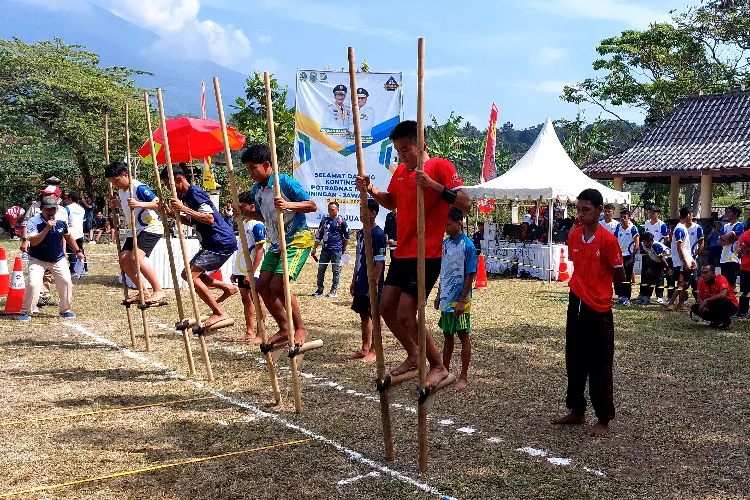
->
[190,249,232,273]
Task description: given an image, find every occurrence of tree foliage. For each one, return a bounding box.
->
[0,37,151,195]
[231,72,295,174]
[555,112,617,166]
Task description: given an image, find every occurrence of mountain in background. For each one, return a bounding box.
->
[1,1,248,119]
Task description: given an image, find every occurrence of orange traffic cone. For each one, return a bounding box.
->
[3,257,25,314]
[557,248,570,281]
[0,248,8,297]
[475,254,488,290]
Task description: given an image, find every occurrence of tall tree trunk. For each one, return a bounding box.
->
[685,183,700,215]
[74,148,93,195]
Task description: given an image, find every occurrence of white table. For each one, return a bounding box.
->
[480,240,572,281]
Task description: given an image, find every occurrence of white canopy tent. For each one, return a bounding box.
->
[463,117,631,280]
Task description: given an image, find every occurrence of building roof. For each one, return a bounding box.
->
[584,89,750,181]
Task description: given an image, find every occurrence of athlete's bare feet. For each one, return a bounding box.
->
[454,376,468,391]
[236,333,256,342]
[361,350,377,363]
[294,326,308,346]
[126,293,149,304]
[248,335,264,346]
[203,313,229,330]
[265,330,289,346]
[216,285,239,303]
[390,357,418,376]
[588,421,609,437]
[347,348,368,360]
[551,412,586,425]
[425,365,450,389]
[667,303,675,311]
[148,290,165,303]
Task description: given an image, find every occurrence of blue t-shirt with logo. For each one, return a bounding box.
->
[353,226,387,296]
[181,184,237,254]
[316,216,350,253]
[27,214,68,263]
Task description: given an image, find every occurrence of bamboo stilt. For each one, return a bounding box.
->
[213,76,281,405]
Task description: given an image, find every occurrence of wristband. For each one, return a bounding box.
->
[21,237,27,242]
[440,187,458,204]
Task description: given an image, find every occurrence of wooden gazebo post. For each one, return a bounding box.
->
[670,175,680,219]
[613,175,624,217]
[700,172,713,219]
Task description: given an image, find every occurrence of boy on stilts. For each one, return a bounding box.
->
[240,144,317,347]
[348,198,387,362]
[231,191,267,344]
[160,165,238,328]
[552,188,625,437]
[105,162,166,304]
[433,207,477,391]
[355,120,471,389]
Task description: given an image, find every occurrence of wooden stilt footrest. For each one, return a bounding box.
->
[417,373,457,411]
[376,369,419,393]
[138,300,168,310]
[191,318,235,336]
[288,339,324,358]
[176,315,211,331]
[260,340,289,365]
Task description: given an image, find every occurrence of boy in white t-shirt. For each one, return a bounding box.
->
[63,191,87,274]
[642,206,670,302]
[599,204,618,235]
[614,209,639,306]
[666,207,696,311]
[231,192,267,344]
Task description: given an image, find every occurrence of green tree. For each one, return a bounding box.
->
[0,37,151,195]
[360,60,371,72]
[231,72,295,174]
[562,22,743,124]
[555,112,616,166]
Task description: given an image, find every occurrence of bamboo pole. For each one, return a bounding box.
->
[124,103,152,352]
[156,88,214,383]
[105,111,137,348]
[264,72,302,413]
[416,37,429,474]
[348,47,394,461]
[143,91,195,377]
[213,76,281,405]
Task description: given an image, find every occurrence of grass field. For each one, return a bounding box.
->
[1,235,749,499]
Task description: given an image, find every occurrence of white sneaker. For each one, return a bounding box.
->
[622,298,631,307]
[656,297,664,304]
[327,291,338,298]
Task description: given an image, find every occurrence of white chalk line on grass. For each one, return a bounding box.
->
[64,322,457,500]
[148,321,606,479]
[337,471,381,486]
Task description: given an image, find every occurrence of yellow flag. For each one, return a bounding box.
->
[202,157,217,190]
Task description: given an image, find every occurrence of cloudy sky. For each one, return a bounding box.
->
[13,0,698,128]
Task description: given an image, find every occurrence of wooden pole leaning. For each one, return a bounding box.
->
[213,76,281,406]
[416,37,429,474]
[105,111,137,348]
[264,72,302,413]
[156,88,214,383]
[124,103,152,352]
[142,92,196,377]
[347,47,395,461]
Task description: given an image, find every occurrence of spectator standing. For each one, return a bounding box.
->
[599,204,618,234]
[311,202,350,298]
[472,221,484,254]
[81,195,96,242]
[718,205,743,288]
[384,208,398,258]
[614,209,639,306]
[642,206,670,303]
[735,224,750,318]
[63,192,87,274]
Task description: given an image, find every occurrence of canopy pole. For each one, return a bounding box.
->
[548,198,553,283]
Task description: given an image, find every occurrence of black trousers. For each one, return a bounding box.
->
[720,262,739,289]
[614,259,634,299]
[565,292,615,423]
[738,269,750,316]
[66,237,86,273]
[691,299,737,325]
[640,256,665,298]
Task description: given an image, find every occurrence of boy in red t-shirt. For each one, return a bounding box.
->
[736,228,750,318]
[552,188,625,438]
[693,265,739,328]
[356,120,471,389]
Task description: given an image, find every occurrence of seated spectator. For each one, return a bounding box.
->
[691,265,738,329]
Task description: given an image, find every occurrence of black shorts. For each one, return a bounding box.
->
[384,257,441,297]
[122,231,161,257]
[233,274,257,290]
[351,294,372,316]
[671,266,690,283]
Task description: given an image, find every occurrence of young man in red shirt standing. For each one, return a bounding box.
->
[735,226,750,318]
[692,265,739,328]
[356,120,471,389]
[552,188,625,438]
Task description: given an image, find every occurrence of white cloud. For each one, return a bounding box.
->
[525,0,671,28]
[531,46,569,68]
[256,34,272,44]
[532,81,573,94]
[251,58,279,73]
[103,0,199,32]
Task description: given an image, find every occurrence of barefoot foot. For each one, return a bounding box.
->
[293,326,308,346]
[148,290,165,303]
[588,421,609,437]
[203,313,229,330]
[390,357,418,376]
[236,333,256,342]
[551,412,586,425]
[265,330,289,347]
[454,377,468,391]
[425,365,450,389]
[361,350,377,363]
[217,285,239,303]
[347,348,368,360]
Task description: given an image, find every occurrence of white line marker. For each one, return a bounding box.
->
[486,437,504,444]
[65,322,456,500]
[517,447,548,457]
[439,419,454,426]
[337,471,381,486]
[457,427,476,435]
[583,467,606,477]
[547,457,572,466]
[216,420,229,426]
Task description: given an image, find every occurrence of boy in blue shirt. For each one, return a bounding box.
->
[312,201,350,298]
[348,199,387,362]
[241,144,318,348]
[433,207,478,391]
[635,232,672,305]
[19,196,84,321]
[160,165,238,329]
[719,205,744,288]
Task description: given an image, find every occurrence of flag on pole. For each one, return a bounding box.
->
[478,103,499,214]
[200,79,218,190]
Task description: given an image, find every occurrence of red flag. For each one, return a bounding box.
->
[478,103,499,214]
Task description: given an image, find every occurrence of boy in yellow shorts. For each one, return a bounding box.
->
[241,144,317,347]
[433,207,477,391]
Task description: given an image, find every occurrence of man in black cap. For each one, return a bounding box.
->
[322,84,351,145]
[356,87,376,139]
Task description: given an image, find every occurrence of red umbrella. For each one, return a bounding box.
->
[139,117,245,163]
